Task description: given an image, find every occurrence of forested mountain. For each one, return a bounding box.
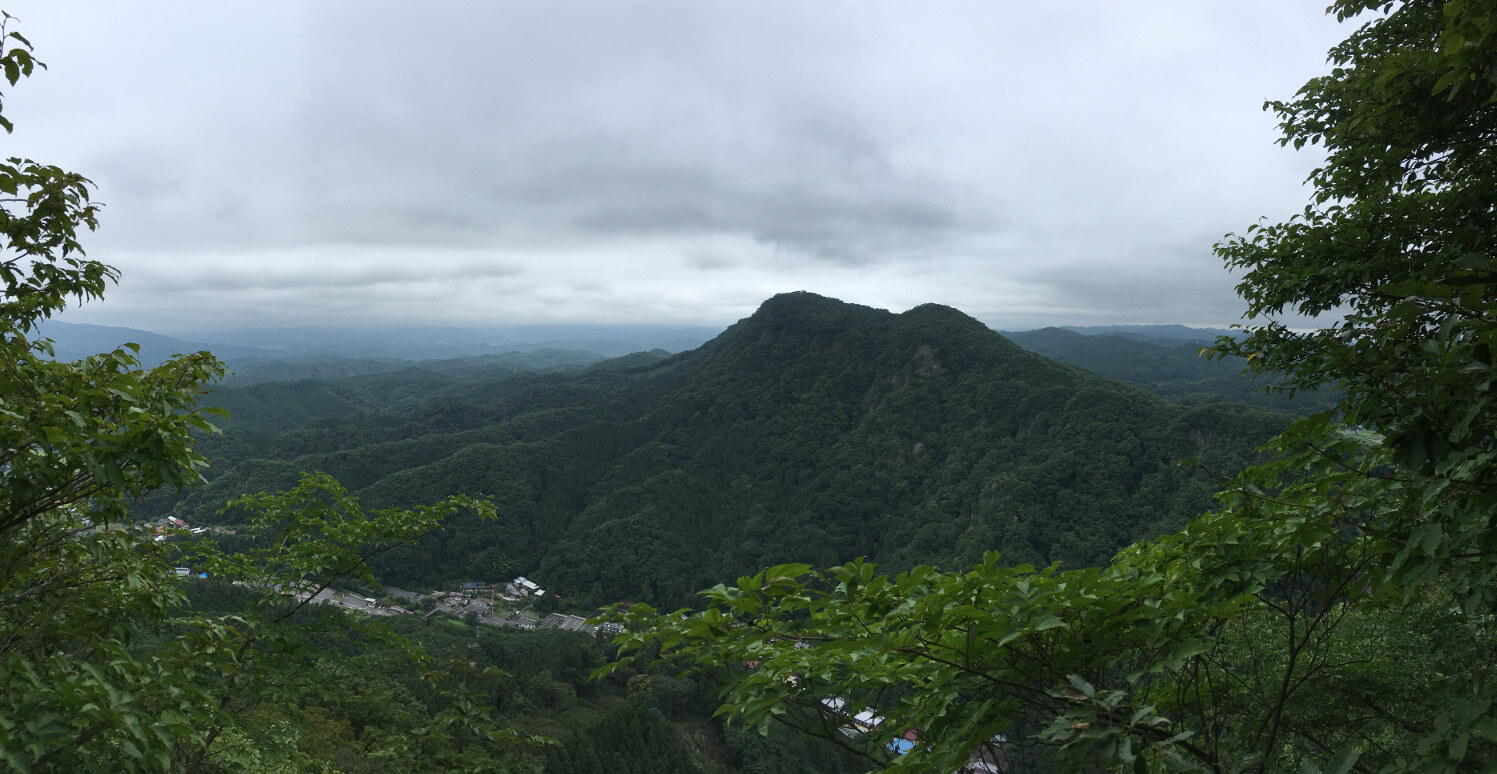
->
[150,292,1287,609]
[619,5,1497,769]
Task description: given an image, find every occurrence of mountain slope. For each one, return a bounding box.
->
[538,294,1283,603]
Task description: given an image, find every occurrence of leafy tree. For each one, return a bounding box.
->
[0,14,227,769]
[1214,0,1497,604]
[603,2,1497,771]
[0,18,536,771]
[178,473,534,770]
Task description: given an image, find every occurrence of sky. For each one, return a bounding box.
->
[2,1,1350,334]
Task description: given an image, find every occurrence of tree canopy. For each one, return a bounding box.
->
[605,2,1497,771]
[0,18,533,771]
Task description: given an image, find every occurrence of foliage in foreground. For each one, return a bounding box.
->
[0,18,540,771]
[605,2,1497,771]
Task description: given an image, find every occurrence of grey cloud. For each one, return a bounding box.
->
[7,0,1353,330]
[1017,241,1246,326]
[87,150,186,204]
[686,251,737,271]
[563,164,977,266]
[255,1,1007,262]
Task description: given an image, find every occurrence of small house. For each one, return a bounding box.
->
[507,576,542,597]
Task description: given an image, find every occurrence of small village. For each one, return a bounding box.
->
[377,577,625,638]
[139,516,622,637]
[144,517,997,765]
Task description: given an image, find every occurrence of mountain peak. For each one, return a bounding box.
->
[683,292,1028,389]
[742,293,995,339]
[745,292,883,329]
[898,302,996,338]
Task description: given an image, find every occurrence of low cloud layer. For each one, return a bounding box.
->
[4,1,1347,333]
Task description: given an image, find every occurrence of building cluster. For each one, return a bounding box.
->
[482,610,621,636]
[141,516,208,542]
[422,575,624,637]
[504,576,545,598]
[813,689,1007,770]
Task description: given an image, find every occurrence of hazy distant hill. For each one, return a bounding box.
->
[43,318,710,364]
[149,293,1288,609]
[220,349,616,386]
[39,319,705,393]
[1057,324,1238,343]
[1004,326,1334,412]
[175,323,719,360]
[36,320,272,365]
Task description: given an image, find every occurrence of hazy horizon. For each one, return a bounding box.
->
[44,300,1239,348]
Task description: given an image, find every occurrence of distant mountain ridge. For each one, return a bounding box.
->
[1055,324,1239,343]
[1004,326,1335,411]
[38,320,718,366]
[36,321,270,364]
[148,292,1290,609]
[220,349,625,386]
[169,323,719,360]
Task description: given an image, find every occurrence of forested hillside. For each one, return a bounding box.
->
[149,292,1287,609]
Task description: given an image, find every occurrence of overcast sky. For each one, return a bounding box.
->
[3,1,1349,334]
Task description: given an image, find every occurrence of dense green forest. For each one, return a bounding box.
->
[139,291,1288,611]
